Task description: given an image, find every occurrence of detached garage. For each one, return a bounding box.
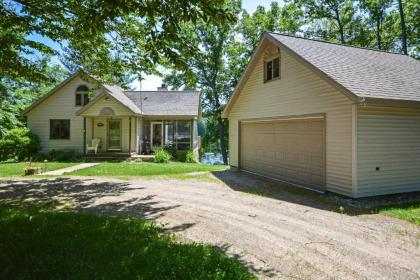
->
[223,32,420,198]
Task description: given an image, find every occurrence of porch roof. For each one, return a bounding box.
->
[124,91,200,116]
[76,84,142,116]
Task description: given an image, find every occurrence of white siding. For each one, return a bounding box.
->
[357,106,420,197]
[26,76,98,153]
[228,42,354,196]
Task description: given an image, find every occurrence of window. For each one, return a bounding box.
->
[50,120,70,139]
[164,121,174,145]
[175,121,191,150]
[75,85,89,106]
[265,57,280,81]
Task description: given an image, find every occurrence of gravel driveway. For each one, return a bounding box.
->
[1,171,419,279]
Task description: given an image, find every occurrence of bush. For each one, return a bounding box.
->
[175,150,187,162]
[185,150,197,163]
[154,149,171,163]
[0,128,40,161]
[163,144,177,158]
[34,149,83,162]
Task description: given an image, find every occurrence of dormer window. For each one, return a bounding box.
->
[75,85,89,106]
[264,57,280,82]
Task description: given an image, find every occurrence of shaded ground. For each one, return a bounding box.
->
[0,171,419,279]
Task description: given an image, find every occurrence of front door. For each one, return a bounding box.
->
[151,122,163,151]
[108,119,121,151]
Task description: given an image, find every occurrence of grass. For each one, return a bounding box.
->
[0,162,78,177]
[375,202,420,226]
[68,161,228,177]
[0,199,255,280]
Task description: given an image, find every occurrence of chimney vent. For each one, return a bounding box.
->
[157,83,168,91]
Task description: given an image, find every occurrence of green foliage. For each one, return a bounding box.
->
[163,144,177,158]
[375,202,420,226]
[0,128,40,161]
[175,151,188,162]
[1,0,235,85]
[35,149,83,162]
[0,58,69,137]
[185,151,197,163]
[154,149,172,163]
[0,200,255,279]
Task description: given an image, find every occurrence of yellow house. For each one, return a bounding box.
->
[23,71,200,157]
[223,32,420,198]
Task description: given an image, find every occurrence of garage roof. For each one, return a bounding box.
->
[223,33,420,117]
[268,33,420,102]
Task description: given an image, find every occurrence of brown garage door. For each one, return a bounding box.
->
[240,118,326,191]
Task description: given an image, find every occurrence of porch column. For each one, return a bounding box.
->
[128,117,132,154]
[83,117,86,155]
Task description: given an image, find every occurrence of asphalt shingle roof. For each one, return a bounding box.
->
[268,33,420,102]
[124,91,200,116]
[102,84,142,114]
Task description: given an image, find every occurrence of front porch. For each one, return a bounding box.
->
[77,91,199,157]
[82,115,199,156]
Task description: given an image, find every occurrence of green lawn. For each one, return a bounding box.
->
[0,200,254,279]
[0,162,78,177]
[68,162,228,177]
[375,203,420,226]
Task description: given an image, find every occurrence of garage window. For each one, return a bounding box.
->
[265,57,280,82]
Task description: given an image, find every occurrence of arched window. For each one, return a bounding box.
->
[75,85,89,106]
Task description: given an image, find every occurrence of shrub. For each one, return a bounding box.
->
[154,149,171,163]
[0,128,40,161]
[185,150,197,163]
[163,144,177,158]
[34,149,83,162]
[175,150,188,162]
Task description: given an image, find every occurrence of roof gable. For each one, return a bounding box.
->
[22,70,84,115]
[223,33,420,117]
[268,33,420,102]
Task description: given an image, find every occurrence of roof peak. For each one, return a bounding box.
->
[267,32,407,56]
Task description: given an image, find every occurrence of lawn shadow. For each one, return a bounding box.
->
[215,243,278,278]
[0,177,190,227]
[212,169,420,216]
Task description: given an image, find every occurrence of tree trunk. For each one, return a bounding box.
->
[397,0,408,54]
[334,8,345,44]
[217,115,228,164]
[376,19,382,49]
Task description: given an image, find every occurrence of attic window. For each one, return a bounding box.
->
[75,85,89,106]
[264,57,280,82]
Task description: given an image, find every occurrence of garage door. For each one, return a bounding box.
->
[240,118,325,191]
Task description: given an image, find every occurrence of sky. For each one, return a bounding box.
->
[30,0,276,90]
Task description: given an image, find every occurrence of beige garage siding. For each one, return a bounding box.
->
[228,41,354,196]
[240,118,325,191]
[357,106,420,197]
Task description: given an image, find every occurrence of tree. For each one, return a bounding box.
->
[396,0,408,54]
[0,0,234,84]
[240,2,304,54]
[297,0,356,44]
[163,1,242,164]
[0,57,68,137]
[359,0,392,50]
